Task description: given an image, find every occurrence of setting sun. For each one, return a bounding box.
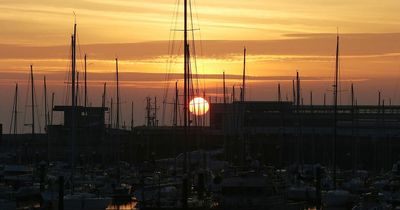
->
[189,97,210,116]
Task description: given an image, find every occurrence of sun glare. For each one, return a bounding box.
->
[189,97,210,116]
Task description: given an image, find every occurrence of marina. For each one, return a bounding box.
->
[0,0,400,210]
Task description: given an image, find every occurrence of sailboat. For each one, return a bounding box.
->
[324,33,353,207]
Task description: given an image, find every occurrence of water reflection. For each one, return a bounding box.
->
[106,200,136,210]
[106,202,136,210]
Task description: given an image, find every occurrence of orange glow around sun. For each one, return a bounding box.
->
[189,97,210,116]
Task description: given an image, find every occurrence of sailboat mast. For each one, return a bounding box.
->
[154,96,157,126]
[203,91,206,127]
[242,47,246,102]
[110,98,113,128]
[30,65,35,140]
[76,72,79,106]
[116,58,120,129]
[183,0,188,129]
[223,71,226,104]
[292,80,296,105]
[13,83,18,136]
[44,76,48,130]
[51,92,55,125]
[351,84,355,107]
[84,54,87,107]
[278,83,282,102]
[296,71,300,108]
[71,26,76,107]
[232,85,235,103]
[131,101,134,131]
[102,83,107,108]
[182,0,189,208]
[174,81,178,126]
[70,21,77,194]
[333,33,340,189]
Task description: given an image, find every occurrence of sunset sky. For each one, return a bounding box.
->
[1,0,400,132]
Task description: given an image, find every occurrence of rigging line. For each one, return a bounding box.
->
[162,0,181,125]
[40,80,46,130]
[189,55,199,125]
[64,40,72,106]
[190,0,205,94]
[9,83,17,134]
[162,0,177,125]
[164,0,180,82]
[76,33,85,106]
[9,102,14,134]
[65,65,71,105]
[189,0,200,96]
[192,0,206,92]
[163,43,183,124]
